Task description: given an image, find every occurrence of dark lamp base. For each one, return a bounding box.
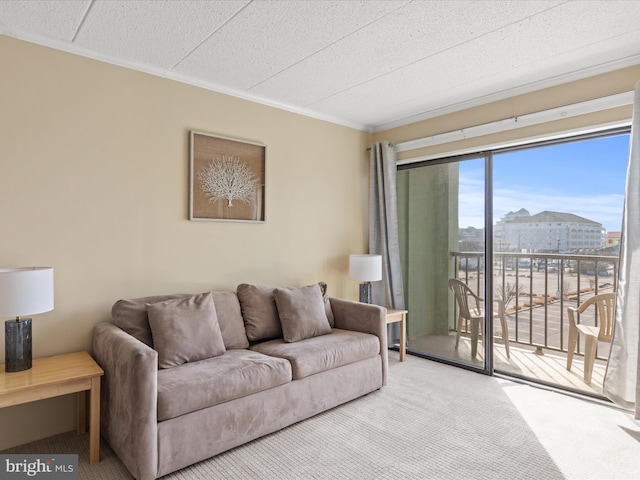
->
[359,283,372,304]
[5,318,32,372]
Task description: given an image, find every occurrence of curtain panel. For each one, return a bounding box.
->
[603,81,640,418]
[369,142,405,346]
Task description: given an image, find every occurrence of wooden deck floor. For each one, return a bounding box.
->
[406,333,606,396]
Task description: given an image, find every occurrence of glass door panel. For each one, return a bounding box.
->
[397,155,488,369]
[492,132,628,396]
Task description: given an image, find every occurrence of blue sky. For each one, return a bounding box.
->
[458,133,630,232]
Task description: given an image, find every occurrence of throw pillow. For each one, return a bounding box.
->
[318,281,335,327]
[147,292,226,369]
[112,293,193,347]
[237,284,282,342]
[274,284,332,343]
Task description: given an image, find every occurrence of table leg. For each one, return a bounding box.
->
[77,391,86,434]
[89,376,100,464]
[399,314,406,362]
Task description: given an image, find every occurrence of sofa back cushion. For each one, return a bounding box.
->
[210,291,250,349]
[147,292,226,369]
[112,291,249,350]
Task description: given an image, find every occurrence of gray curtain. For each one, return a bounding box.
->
[369,142,405,346]
[603,81,640,419]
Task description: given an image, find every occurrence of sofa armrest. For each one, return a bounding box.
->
[330,297,388,386]
[92,322,158,480]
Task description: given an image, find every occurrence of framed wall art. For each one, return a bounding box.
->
[190,131,266,222]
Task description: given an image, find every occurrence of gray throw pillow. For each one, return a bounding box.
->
[211,291,250,349]
[112,293,193,347]
[237,284,282,342]
[147,292,226,369]
[274,284,332,343]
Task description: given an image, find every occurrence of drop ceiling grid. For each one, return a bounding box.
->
[73,0,250,70]
[304,1,640,125]
[173,0,402,92]
[249,0,567,108]
[1,0,640,130]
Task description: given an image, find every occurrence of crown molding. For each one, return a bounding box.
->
[0,27,371,133]
[4,24,638,136]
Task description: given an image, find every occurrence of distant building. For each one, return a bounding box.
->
[501,208,530,222]
[606,231,621,247]
[497,210,604,252]
[459,226,483,251]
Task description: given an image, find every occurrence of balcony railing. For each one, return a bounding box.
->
[451,251,619,359]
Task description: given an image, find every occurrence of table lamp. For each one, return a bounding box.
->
[0,267,54,372]
[349,254,382,303]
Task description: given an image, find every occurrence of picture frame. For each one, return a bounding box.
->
[189,131,266,222]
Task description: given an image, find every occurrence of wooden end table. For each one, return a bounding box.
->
[386,308,408,362]
[0,351,104,464]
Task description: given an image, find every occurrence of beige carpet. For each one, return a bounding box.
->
[3,353,640,479]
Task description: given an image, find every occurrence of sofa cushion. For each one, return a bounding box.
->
[113,293,191,347]
[237,284,281,342]
[250,328,380,380]
[211,291,249,349]
[274,284,331,342]
[147,292,226,369]
[156,349,292,421]
[112,291,249,350]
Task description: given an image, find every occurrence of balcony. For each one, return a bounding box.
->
[413,252,618,397]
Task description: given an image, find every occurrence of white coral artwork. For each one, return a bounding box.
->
[197,155,258,207]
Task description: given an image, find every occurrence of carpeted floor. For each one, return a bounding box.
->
[3,352,640,479]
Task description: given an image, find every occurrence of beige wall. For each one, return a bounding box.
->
[374,65,640,159]
[0,36,370,449]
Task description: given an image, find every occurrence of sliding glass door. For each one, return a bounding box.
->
[397,127,629,395]
[397,154,490,370]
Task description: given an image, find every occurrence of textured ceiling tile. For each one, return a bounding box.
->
[74,0,250,69]
[311,29,640,127]
[307,0,640,126]
[250,0,566,107]
[173,0,406,90]
[0,0,89,40]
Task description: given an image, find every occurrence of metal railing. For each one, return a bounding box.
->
[452,251,618,358]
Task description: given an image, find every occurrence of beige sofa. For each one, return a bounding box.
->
[92,283,387,480]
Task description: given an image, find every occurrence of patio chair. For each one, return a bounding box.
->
[566,292,615,384]
[448,278,510,358]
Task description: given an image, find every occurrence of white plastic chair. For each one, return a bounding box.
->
[449,278,510,358]
[566,292,615,384]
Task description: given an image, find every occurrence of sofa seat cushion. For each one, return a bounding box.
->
[157,349,292,421]
[249,328,379,380]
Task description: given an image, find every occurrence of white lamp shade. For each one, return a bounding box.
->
[0,267,54,317]
[349,254,382,282]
